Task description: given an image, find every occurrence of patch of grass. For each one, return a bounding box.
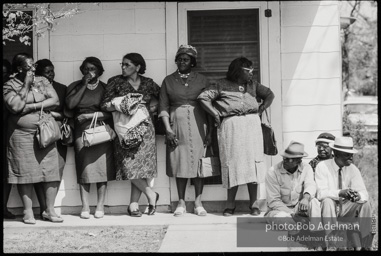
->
[4,226,167,253]
[354,145,378,250]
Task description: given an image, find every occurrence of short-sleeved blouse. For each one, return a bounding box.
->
[197,78,273,117]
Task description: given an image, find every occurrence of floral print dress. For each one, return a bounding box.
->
[101,75,161,180]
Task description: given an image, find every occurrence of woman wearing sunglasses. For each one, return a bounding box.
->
[198,57,275,216]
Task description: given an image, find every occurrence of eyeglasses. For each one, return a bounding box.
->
[283,158,302,163]
[241,67,254,73]
[120,63,134,68]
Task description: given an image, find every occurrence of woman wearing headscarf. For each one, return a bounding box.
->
[101,53,160,217]
[34,59,69,219]
[3,53,62,224]
[159,45,212,217]
[198,57,275,216]
[66,57,115,219]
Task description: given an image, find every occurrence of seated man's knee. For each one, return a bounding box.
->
[321,198,335,208]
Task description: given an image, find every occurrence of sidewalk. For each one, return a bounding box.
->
[4,212,288,252]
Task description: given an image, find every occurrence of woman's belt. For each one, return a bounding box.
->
[170,101,199,107]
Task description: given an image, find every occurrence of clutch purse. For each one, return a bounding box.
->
[198,147,221,178]
[82,112,116,147]
[261,109,278,156]
[36,104,61,148]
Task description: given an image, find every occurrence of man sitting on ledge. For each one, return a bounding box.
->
[315,136,373,251]
[265,141,322,232]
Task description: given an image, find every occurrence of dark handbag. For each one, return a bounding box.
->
[149,96,166,135]
[198,147,221,178]
[261,109,278,155]
[60,118,74,146]
[82,112,116,147]
[36,104,61,148]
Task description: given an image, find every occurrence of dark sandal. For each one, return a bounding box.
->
[223,207,236,216]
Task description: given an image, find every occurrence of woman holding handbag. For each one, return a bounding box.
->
[198,57,274,216]
[33,59,70,220]
[3,53,62,224]
[159,45,213,217]
[101,53,160,217]
[66,57,115,219]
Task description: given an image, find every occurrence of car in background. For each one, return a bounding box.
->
[343,96,378,142]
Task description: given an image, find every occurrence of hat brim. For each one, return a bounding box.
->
[315,138,334,144]
[328,142,358,154]
[280,152,308,158]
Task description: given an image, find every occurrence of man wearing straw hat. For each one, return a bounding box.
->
[265,141,321,228]
[315,136,373,250]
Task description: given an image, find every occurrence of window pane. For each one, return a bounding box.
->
[188,9,260,82]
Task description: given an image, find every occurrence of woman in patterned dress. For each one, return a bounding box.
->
[198,57,275,216]
[159,45,212,217]
[66,57,115,219]
[3,53,62,224]
[101,53,160,217]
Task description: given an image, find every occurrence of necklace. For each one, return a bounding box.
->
[87,79,99,90]
[177,70,190,86]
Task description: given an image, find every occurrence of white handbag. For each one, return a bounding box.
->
[82,112,116,147]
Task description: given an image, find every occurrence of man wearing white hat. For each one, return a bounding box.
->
[315,136,372,250]
[265,141,321,229]
[309,133,335,174]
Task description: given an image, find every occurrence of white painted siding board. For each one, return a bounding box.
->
[281,26,340,53]
[53,62,74,87]
[282,1,337,6]
[282,105,342,132]
[103,2,165,10]
[136,9,165,33]
[66,11,105,35]
[145,60,167,86]
[281,52,341,79]
[50,35,105,61]
[281,4,339,27]
[104,34,166,60]
[282,78,341,106]
[100,10,136,34]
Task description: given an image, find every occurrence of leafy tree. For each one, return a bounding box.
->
[341,0,378,96]
[2,3,91,45]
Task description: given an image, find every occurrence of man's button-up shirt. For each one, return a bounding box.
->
[265,161,316,213]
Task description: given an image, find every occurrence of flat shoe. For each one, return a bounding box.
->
[249,207,261,216]
[194,206,207,216]
[80,211,90,219]
[94,211,104,219]
[173,206,186,217]
[148,192,160,216]
[127,207,142,217]
[223,207,236,217]
[42,212,64,223]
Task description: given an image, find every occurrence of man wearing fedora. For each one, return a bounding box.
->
[315,136,373,250]
[309,133,335,174]
[265,141,321,229]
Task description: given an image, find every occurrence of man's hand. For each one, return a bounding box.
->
[339,189,352,200]
[348,189,361,202]
[298,193,311,214]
